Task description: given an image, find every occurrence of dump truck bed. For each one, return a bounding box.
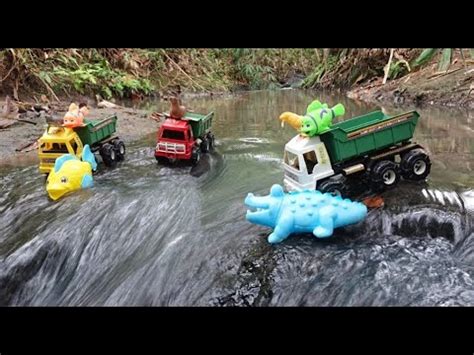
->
[320,110,420,163]
[75,115,118,146]
[181,112,214,138]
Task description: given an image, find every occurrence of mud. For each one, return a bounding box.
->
[0,99,159,168]
[348,63,474,109]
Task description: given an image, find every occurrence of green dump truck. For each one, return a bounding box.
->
[38,115,125,174]
[282,110,431,195]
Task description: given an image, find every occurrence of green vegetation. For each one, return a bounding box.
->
[0,48,471,100]
[412,48,474,72]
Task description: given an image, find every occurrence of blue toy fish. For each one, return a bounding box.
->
[245,184,367,243]
[46,145,97,201]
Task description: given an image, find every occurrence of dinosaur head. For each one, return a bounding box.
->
[245,184,285,227]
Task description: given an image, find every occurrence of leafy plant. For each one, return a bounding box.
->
[412,48,473,72]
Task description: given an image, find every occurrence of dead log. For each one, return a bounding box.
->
[17,119,37,125]
[0,119,16,129]
[16,140,38,152]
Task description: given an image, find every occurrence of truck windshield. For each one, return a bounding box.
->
[162,130,185,140]
[42,143,69,154]
[284,151,301,171]
[303,150,318,174]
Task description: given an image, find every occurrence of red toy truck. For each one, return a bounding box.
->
[155,112,215,165]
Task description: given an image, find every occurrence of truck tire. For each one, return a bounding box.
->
[191,148,201,166]
[155,156,168,165]
[317,179,346,197]
[113,139,126,161]
[400,149,431,181]
[208,134,215,151]
[200,138,210,153]
[370,160,400,190]
[100,143,117,168]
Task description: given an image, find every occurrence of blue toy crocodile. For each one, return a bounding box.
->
[244,184,367,244]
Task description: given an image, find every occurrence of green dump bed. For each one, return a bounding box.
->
[75,115,118,146]
[182,112,214,138]
[320,110,419,164]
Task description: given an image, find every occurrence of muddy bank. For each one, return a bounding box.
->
[348,62,474,109]
[0,99,161,168]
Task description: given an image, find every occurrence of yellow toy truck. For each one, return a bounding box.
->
[38,115,125,174]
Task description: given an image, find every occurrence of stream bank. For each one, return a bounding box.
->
[348,62,474,109]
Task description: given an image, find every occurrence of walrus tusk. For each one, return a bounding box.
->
[279,112,302,131]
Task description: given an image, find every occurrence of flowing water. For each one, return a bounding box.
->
[1,90,473,306]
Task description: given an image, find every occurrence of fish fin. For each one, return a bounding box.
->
[331,103,345,117]
[54,154,77,173]
[82,145,97,171]
[80,174,94,189]
[306,100,322,113]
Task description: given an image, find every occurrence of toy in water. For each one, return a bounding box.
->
[38,114,125,174]
[279,100,345,137]
[155,111,215,166]
[46,145,97,201]
[281,108,431,195]
[245,184,367,244]
[63,103,89,128]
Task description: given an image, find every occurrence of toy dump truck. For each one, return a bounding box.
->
[155,112,215,165]
[38,115,125,174]
[283,110,431,195]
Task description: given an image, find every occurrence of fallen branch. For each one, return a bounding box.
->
[427,67,464,80]
[23,141,39,152]
[37,75,61,103]
[16,118,37,125]
[16,140,38,152]
[0,119,16,129]
[0,63,17,82]
[163,52,210,93]
[383,49,394,85]
[97,100,120,109]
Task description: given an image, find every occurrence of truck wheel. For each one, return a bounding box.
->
[191,148,201,165]
[208,134,215,151]
[113,139,126,161]
[400,149,431,181]
[370,160,400,190]
[100,143,117,168]
[317,179,346,197]
[200,138,210,153]
[155,156,168,165]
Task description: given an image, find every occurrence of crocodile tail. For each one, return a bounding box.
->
[279,112,302,130]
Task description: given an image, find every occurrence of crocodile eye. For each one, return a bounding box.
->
[61,176,68,183]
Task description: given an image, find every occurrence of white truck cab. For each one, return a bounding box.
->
[283,135,335,192]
